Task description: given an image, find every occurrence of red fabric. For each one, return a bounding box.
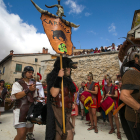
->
[75,104,78,116]
[37,72,42,80]
[90,98,97,108]
[102,79,105,86]
[95,82,102,109]
[79,91,92,106]
[115,86,120,109]
[43,85,47,89]
[84,82,102,109]
[94,50,100,53]
[102,85,119,109]
[73,82,79,92]
[86,113,90,121]
[101,96,114,112]
[71,108,76,116]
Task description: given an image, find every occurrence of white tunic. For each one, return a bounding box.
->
[11,80,38,126]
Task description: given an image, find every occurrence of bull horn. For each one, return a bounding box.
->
[31,0,49,14]
[61,19,80,28]
[31,0,56,17]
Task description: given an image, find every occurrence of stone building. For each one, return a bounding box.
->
[41,51,120,88]
[127,9,140,39]
[0,48,58,83]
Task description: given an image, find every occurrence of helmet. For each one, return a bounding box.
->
[23,66,34,72]
[54,57,78,69]
[118,37,140,75]
[22,66,34,78]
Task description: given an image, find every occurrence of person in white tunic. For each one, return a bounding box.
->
[11,66,37,140]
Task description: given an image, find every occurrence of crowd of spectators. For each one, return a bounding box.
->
[73,43,122,56]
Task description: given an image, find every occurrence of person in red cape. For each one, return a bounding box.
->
[101,75,121,139]
[84,72,101,133]
[102,75,107,86]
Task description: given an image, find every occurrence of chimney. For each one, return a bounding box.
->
[45,48,48,54]
[42,47,45,54]
[10,50,14,55]
[73,46,76,49]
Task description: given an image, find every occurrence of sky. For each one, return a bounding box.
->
[0,0,140,60]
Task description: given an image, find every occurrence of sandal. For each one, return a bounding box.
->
[117,132,121,139]
[109,128,115,134]
[94,126,98,133]
[85,121,91,125]
[87,125,95,131]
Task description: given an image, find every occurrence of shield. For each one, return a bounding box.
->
[41,14,73,55]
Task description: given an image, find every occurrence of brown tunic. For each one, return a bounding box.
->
[52,87,74,137]
[0,87,7,107]
[103,85,117,108]
[121,69,140,123]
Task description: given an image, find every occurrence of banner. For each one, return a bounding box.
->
[41,14,73,55]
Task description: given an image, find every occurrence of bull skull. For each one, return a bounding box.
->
[31,0,80,28]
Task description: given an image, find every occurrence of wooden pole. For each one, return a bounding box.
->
[60,54,66,134]
[58,0,65,134]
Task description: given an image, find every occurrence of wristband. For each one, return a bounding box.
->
[53,76,62,88]
[24,88,30,95]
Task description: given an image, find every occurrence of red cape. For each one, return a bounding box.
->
[115,86,120,108]
[95,82,102,109]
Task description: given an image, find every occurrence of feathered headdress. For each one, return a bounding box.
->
[37,72,42,80]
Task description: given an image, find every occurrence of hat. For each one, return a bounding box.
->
[118,37,140,66]
[22,66,34,78]
[23,66,34,72]
[54,57,78,69]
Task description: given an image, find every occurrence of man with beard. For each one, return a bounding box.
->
[46,57,78,140]
[101,76,121,139]
[84,72,101,133]
[11,66,37,140]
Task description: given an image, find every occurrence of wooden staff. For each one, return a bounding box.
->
[58,0,65,134]
[60,54,65,133]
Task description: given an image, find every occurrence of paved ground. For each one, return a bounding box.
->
[0,110,127,140]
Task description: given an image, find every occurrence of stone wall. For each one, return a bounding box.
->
[41,51,120,88]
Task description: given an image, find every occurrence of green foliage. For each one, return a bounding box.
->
[135,17,140,27]
[100,85,103,90]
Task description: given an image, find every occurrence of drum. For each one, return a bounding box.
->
[79,91,93,110]
[100,96,114,115]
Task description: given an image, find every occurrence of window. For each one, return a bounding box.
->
[15,64,22,72]
[3,67,5,74]
[35,58,38,62]
[15,78,19,82]
[39,67,41,74]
